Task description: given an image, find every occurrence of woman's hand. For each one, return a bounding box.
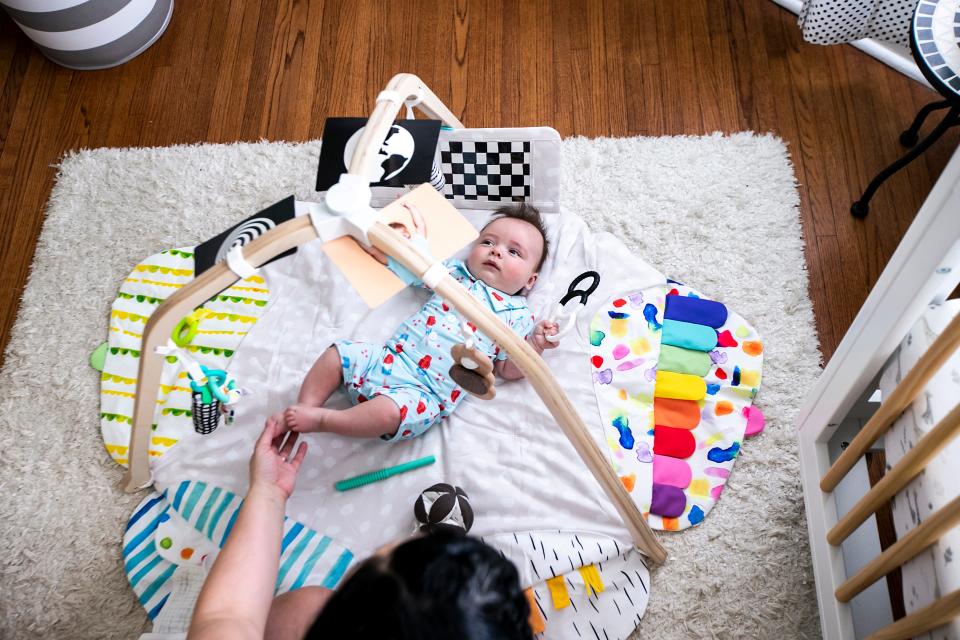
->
[530,320,561,352]
[249,417,308,500]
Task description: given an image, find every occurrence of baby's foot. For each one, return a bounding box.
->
[283,404,327,433]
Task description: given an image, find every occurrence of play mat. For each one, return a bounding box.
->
[99,122,765,638]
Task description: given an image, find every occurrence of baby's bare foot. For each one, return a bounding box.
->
[283,404,327,433]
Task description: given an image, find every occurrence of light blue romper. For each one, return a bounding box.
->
[335,259,535,442]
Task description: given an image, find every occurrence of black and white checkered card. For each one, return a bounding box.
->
[440,141,532,201]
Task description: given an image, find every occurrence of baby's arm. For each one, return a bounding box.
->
[495,320,560,380]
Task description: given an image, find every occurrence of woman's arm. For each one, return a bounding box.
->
[187,418,307,640]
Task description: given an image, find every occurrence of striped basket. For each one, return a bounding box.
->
[1,0,174,70]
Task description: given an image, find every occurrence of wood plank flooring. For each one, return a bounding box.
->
[1,0,957,366]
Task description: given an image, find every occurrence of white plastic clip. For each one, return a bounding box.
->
[324,173,377,245]
[225,245,259,280]
[422,261,449,289]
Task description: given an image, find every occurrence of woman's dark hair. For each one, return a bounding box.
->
[487,203,549,274]
[308,532,533,640]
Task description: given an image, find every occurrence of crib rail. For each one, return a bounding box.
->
[814,313,960,638]
[120,73,667,564]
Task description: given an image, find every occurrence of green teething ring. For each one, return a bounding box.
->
[172,314,199,347]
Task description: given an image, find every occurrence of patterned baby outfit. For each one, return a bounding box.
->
[334,259,534,441]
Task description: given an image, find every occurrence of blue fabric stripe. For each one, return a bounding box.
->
[146,593,170,620]
[321,550,354,589]
[194,487,221,532]
[123,512,165,557]
[207,491,235,539]
[281,523,304,553]
[124,542,157,574]
[290,536,332,591]
[277,530,315,590]
[126,494,164,531]
[130,554,164,589]
[181,481,208,520]
[219,502,242,547]
[141,564,177,610]
[172,481,190,510]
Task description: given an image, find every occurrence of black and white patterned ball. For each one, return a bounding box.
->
[413,483,474,535]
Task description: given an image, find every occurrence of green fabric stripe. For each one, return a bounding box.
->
[659,344,712,376]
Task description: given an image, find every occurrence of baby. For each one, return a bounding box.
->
[278,202,560,442]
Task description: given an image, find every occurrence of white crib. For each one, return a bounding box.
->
[798,143,960,639]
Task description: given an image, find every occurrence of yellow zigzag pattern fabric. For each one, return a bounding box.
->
[100,247,270,467]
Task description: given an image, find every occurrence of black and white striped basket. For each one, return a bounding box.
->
[191,392,221,435]
[1,0,174,71]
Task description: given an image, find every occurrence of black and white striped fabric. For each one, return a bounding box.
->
[440,140,532,202]
[0,0,173,70]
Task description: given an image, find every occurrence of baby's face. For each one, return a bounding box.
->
[466,217,543,294]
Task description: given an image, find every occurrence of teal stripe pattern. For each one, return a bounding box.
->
[207,491,234,538]
[290,536,332,591]
[322,550,355,589]
[277,530,316,590]
[180,481,208,520]
[194,487,221,531]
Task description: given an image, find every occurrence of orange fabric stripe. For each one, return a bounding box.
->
[653,397,701,429]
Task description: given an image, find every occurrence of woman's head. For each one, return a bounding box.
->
[309,532,533,640]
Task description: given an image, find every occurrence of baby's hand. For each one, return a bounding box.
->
[531,320,560,352]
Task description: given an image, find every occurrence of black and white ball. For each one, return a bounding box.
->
[414,483,474,536]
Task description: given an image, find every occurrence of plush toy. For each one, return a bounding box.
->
[414,483,474,535]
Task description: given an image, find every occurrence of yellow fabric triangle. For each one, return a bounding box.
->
[578,564,605,597]
[545,575,571,609]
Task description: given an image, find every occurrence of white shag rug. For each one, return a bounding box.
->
[0,134,822,639]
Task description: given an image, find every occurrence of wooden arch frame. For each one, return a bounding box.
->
[121,73,666,563]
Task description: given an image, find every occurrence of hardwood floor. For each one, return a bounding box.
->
[1,0,957,366]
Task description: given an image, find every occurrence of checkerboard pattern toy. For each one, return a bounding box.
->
[440,141,532,201]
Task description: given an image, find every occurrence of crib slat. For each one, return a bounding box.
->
[836,494,960,602]
[827,402,960,546]
[865,588,960,640]
[820,313,960,493]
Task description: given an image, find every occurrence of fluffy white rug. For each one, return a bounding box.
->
[0,134,822,639]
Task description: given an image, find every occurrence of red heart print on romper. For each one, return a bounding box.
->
[419,355,432,370]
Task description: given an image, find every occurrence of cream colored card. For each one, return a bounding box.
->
[322,184,478,308]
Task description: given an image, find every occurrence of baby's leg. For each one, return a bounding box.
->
[285,396,400,439]
[297,346,344,406]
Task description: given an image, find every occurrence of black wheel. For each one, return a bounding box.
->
[899,130,919,148]
[850,201,869,218]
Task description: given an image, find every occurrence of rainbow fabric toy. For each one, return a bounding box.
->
[590,280,764,531]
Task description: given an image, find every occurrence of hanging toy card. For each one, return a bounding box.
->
[320,184,478,308]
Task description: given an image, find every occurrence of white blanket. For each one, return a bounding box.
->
[151,207,665,636]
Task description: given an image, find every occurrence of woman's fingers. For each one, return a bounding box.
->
[289,442,308,471]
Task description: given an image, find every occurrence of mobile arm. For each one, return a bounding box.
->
[120,73,666,563]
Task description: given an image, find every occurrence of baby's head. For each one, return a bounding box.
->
[466,203,549,295]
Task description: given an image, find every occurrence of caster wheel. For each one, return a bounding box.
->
[899,130,919,147]
[850,201,869,218]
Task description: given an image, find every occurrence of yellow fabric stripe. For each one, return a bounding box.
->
[197,330,247,336]
[134,265,193,276]
[654,370,706,401]
[578,564,605,597]
[545,576,571,610]
[159,384,192,394]
[106,444,128,454]
[227,285,268,294]
[110,326,143,338]
[151,436,178,447]
[244,274,265,284]
[128,278,183,288]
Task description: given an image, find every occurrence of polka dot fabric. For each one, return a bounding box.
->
[799,0,919,47]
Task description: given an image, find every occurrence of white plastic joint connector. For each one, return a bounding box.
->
[325,173,377,245]
[422,262,448,289]
[225,245,259,280]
